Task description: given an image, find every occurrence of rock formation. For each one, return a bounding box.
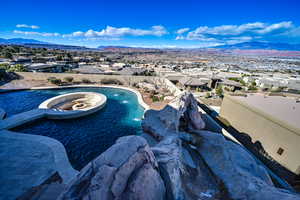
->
[58,136,165,200]
[59,92,300,200]
[142,92,300,200]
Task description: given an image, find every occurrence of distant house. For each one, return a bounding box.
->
[117,67,147,76]
[73,65,105,74]
[178,77,210,91]
[166,75,186,84]
[0,58,11,65]
[216,79,242,92]
[26,63,65,73]
[12,57,32,65]
[56,61,79,69]
[32,56,56,63]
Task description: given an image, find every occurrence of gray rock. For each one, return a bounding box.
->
[194,130,300,200]
[121,163,166,200]
[152,136,222,200]
[142,92,206,141]
[58,136,165,200]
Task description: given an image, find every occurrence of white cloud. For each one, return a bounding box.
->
[63,25,168,38]
[176,28,190,35]
[179,21,296,45]
[16,24,40,29]
[13,30,60,37]
[256,21,293,34]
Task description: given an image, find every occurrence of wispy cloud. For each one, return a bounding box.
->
[63,25,168,38]
[13,30,60,37]
[16,24,40,29]
[176,28,190,35]
[177,21,297,45]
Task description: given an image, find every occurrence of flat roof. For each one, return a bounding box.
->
[229,94,300,134]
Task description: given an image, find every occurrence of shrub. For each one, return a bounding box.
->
[47,77,62,85]
[205,92,211,98]
[81,78,91,84]
[7,64,27,72]
[151,95,160,102]
[0,64,10,71]
[100,78,123,85]
[248,85,258,91]
[64,76,74,83]
[216,86,223,97]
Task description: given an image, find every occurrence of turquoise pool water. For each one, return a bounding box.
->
[0,87,144,170]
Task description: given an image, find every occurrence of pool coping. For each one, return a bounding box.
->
[0,84,150,110]
[0,85,149,191]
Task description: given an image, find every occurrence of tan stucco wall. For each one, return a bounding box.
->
[220,95,300,174]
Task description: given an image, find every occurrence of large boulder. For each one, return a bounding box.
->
[152,136,223,200]
[193,130,300,200]
[142,92,206,141]
[58,136,166,200]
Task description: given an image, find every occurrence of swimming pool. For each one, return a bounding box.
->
[0,87,145,170]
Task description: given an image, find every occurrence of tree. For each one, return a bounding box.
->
[63,76,74,83]
[7,64,27,72]
[4,51,13,59]
[56,55,63,61]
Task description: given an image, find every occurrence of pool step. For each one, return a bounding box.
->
[0,109,47,130]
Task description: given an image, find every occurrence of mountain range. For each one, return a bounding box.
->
[0,38,92,51]
[1,38,300,51]
[214,41,300,51]
[0,38,50,45]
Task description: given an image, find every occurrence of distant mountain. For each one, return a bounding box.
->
[0,37,94,51]
[97,45,162,53]
[98,45,133,49]
[0,38,50,45]
[215,42,300,51]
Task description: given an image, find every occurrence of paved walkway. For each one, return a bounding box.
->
[0,109,47,130]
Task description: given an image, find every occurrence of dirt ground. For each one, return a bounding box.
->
[198,97,223,106]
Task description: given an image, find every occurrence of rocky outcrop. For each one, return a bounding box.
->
[59,92,300,200]
[142,92,206,141]
[142,92,223,199]
[192,130,300,200]
[58,136,166,200]
[142,92,300,200]
[152,136,223,200]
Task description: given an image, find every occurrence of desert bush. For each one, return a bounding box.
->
[216,86,223,97]
[63,76,74,83]
[151,95,160,102]
[7,64,27,72]
[248,85,258,91]
[81,78,91,84]
[47,77,62,85]
[100,78,123,85]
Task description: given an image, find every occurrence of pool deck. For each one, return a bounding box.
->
[0,130,78,200]
[0,109,47,130]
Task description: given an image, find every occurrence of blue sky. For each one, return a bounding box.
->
[1,0,300,48]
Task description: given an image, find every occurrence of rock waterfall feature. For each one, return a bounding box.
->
[58,92,300,200]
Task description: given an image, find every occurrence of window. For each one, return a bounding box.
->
[277,147,284,155]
